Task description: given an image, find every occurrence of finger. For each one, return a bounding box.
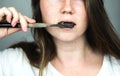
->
[0,8,4,21]
[24,16,36,23]
[0,7,12,23]
[0,28,8,38]
[8,7,19,27]
[7,28,20,35]
[19,13,28,32]
[0,28,20,38]
[0,16,2,21]
[0,7,5,21]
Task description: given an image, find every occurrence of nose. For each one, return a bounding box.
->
[60,0,74,15]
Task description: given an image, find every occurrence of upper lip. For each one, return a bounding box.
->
[58,20,76,25]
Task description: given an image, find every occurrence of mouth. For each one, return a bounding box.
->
[57,21,76,28]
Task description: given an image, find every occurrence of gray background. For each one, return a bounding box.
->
[0,0,120,50]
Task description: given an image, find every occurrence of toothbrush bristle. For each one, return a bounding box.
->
[58,21,76,28]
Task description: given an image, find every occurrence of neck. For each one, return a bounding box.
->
[52,36,98,66]
[50,36,103,76]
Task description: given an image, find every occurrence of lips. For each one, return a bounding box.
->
[57,21,76,28]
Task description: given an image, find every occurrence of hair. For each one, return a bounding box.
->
[31,1,56,75]
[11,0,120,76]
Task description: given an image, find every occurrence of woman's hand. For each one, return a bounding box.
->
[0,7,36,38]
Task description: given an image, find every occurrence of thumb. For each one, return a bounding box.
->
[0,28,20,38]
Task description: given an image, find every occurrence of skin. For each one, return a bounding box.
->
[40,0,87,42]
[0,7,35,38]
[40,0,103,76]
[0,0,103,76]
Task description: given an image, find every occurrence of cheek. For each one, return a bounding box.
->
[74,6,87,35]
[41,7,60,24]
[75,5,87,27]
[40,1,60,23]
[40,5,50,22]
[75,4,87,20]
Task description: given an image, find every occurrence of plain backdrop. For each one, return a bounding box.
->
[0,0,120,50]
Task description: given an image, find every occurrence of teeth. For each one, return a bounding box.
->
[58,21,76,28]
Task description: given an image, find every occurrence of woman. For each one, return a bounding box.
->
[0,0,120,76]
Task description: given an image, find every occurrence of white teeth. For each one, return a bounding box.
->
[58,21,76,28]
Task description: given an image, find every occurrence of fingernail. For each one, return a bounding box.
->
[23,27,27,32]
[33,19,36,22]
[12,22,17,27]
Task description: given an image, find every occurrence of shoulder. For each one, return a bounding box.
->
[0,48,27,62]
[110,56,120,73]
[105,55,120,75]
[105,55,120,65]
[0,48,36,76]
[0,48,25,60]
[0,48,30,69]
[98,55,120,76]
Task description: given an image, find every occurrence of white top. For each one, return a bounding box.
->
[0,48,120,76]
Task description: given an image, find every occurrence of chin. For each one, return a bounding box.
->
[55,35,79,42]
[54,32,86,43]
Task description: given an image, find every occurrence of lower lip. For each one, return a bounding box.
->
[61,27,74,31]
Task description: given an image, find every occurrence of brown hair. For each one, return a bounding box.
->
[85,0,120,56]
[11,0,120,76]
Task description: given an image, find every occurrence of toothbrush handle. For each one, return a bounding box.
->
[0,22,20,28]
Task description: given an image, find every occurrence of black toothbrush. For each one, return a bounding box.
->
[0,21,75,28]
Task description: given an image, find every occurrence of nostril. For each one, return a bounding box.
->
[62,11,72,14]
